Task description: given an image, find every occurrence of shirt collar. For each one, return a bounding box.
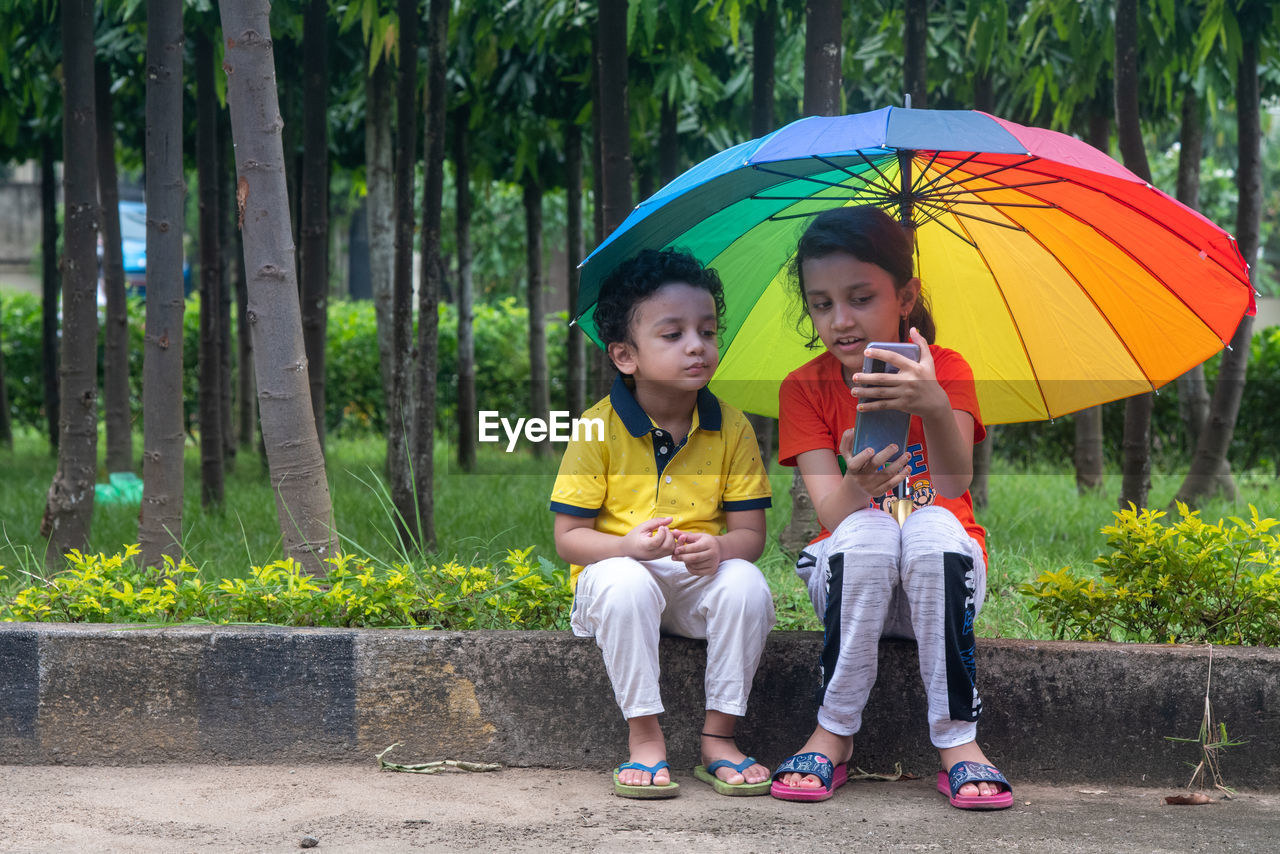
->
[609,374,722,438]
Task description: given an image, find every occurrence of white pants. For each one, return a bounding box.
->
[796,506,987,749]
[571,556,776,720]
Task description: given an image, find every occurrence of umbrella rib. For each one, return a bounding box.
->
[942,156,1043,189]
[953,159,1251,343]
[994,204,1159,396]
[925,178,1067,200]
[750,163,895,197]
[914,152,981,198]
[943,209,1055,421]
[853,150,902,193]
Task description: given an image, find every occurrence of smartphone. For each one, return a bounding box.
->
[849,342,921,459]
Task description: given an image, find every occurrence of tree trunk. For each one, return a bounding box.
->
[596,0,633,239]
[234,195,255,453]
[139,0,186,566]
[748,0,778,467]
[589,51,608,400]
[565,120,587,417]
[1113,0,1152,510]
[389,0,419,535]
[803,0,842,116]
[658,95,678,187]
[365,55,396,432]
[0,300,11,449]
[1174,23,1262,508]
[1074,113,1108,494]
[42,0,99,567]
[196,31,225,508]
[299,0,330,451]
[220,0,335,574]
[1173,86,1210,451]
[595,0,632,399]
[219,113,238,469]
[409,0,451,549]
[904,0,928,107]
[41,138,59,454]
[524,177,549,457]
[752,0,776,137]
[789,0,845,542]
[454,103,477,471]
[96,58,132,474]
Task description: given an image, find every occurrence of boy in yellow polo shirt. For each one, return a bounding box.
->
[551,249,774,799]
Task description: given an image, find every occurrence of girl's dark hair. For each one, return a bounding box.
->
[789,205,936,345]
[594,248,726,347]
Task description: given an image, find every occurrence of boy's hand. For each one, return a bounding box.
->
[623,517,677,561]
[672,530,720,576]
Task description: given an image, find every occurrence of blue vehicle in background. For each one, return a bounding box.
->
[100,199,191,298]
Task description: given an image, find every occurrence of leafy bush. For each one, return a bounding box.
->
[0,545,573,630]
[1020,503,1280,645]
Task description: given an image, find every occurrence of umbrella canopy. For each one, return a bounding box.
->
[576,107,1255,424]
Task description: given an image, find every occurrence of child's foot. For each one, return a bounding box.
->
[618,716,670,787]
[939,741,1004,799]
[699,732,769,786]
[773,725,853,792]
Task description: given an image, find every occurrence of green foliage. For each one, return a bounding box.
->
[0,292,571,442]
[1020,503,1280,645]
[1,544,573,630]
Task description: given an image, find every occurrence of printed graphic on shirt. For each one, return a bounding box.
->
[865,442,936,512]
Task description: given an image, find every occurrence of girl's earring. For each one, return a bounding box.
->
[899,314,909,342]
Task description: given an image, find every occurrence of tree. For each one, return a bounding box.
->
[453,101,477,469]
[300,0,331,450]
[782,0,844,552]
[594,0,633,397]
[139,0,186,567]
[904,0,928,107]
[388,0,419,542]
[219,0,335,574]
[95,57,132,474]
[41,0,99,566]
[803,0,842,116]
[195,29,225,507]
[409,0,451,548]
[0,298,11,449]
[1175,0,1273,506]
[1114,0,1155,511]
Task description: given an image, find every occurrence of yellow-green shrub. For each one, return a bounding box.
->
[1,546,572,630]
[1020,504,1280,645]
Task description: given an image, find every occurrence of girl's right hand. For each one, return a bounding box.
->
[623,516,677,561]
[838,428,911,499]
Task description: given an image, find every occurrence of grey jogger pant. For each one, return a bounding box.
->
[796,506,987,749]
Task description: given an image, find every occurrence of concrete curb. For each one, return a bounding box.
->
[1,624,1277,786]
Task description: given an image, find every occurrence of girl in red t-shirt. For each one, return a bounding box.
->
[769,206,1012,810]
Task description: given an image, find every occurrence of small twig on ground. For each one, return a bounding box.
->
[847,762,918,782]
[375,743,502,774]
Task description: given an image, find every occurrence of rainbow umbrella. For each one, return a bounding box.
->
[575,107,1255,424]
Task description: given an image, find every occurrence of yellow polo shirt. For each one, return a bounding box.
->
[550,375,772,585]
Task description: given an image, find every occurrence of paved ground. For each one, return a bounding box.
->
[1,764,1277,853]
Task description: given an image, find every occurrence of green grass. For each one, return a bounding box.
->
[2,427,1275,638]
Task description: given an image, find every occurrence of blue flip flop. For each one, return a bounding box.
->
[693,757,771,796]
[613,760,680,799]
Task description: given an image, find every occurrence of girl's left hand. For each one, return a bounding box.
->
[851,328,951,420]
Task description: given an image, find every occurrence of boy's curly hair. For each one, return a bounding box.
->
[594,248,726,347]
